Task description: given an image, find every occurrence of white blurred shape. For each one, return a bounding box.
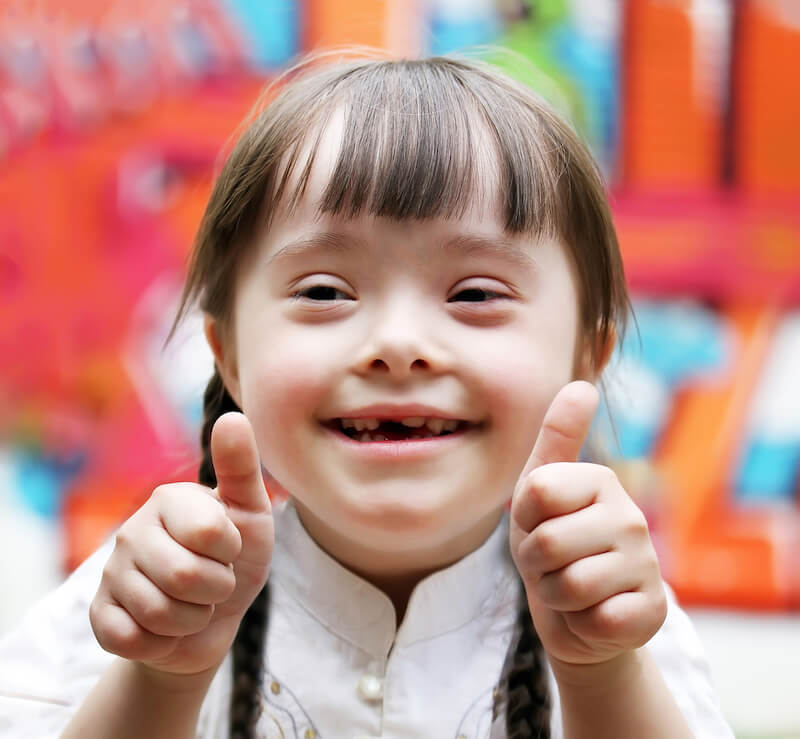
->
[0,451,63,637]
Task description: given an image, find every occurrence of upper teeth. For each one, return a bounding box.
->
[340,417,460,433]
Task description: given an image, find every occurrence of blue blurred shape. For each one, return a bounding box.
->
[13,452,62,519]
[736,439,799,503]
[428,0,501,55]
[602,300,730,460]
[549,19,618,171]
[634,301,728,384]
[223,0,299,69]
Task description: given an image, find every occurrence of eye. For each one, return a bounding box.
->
[292,284,354,301]
[448,287,506,303]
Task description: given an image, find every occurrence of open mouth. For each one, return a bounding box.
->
[326,417,477,442]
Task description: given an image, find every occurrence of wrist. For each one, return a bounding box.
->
[62,659,220,739]
[548,649,645,696]
[128,659,220,698]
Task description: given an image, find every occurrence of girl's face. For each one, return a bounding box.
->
[207,128,595,576]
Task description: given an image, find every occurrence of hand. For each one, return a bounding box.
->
[509,381,667,668]
[90,412,274,678]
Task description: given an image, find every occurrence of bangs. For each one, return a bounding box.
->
[268,58,571,236]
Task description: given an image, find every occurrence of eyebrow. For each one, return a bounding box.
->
[266,232,362,265]
[266,231,539,269]
[442,234,539,269]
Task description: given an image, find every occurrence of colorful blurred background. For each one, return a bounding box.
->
[1,0,799,736]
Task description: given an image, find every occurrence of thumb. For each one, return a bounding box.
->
[520,381,599,479]
[211,412,270,512]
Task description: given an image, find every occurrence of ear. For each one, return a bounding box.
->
[204,314,243,408]
[576,323,617,381]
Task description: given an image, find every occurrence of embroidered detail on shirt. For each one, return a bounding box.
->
[255,671,321,739]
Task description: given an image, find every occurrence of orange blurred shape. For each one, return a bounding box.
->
[304,0,386,49]
[621,0,724,189]
[735,0,800,194]
[62,478,146,573]
[302,0,422,55]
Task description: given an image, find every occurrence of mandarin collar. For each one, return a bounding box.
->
[270,500,519,659]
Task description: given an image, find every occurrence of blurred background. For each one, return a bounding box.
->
[0,0,798,736]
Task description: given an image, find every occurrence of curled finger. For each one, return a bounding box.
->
[535,551,641,612]
[156,483,242,564]
[134,525,237,605]
[90,595,179,662]
[110,567,215,638]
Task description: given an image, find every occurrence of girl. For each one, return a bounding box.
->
[0,53,732,738]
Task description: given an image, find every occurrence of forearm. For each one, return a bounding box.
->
[552,648,694,739]
[61,659,216,739]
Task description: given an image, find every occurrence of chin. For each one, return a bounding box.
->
[353,496,501,549]
[346,496,450,533]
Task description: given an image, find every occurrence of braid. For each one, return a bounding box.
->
[229,585,270,738]
[196,369,271,738]
[496,582,552,738]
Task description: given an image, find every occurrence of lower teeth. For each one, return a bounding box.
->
[355,431,437,442]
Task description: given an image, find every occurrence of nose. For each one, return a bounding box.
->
[352,297,447,380]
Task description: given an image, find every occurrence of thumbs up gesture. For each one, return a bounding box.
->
[510,382,667,668]
[90,413,274,677]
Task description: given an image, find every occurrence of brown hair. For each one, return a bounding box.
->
[179,50,630,738]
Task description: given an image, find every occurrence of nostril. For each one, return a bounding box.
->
[364,356,430,374]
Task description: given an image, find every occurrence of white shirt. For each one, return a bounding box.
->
[0,501,733,738]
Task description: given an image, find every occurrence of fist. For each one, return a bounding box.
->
[510,382,667,667]
[90,412,274,676]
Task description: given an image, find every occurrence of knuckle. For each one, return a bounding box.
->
[588,602,628,641]
[114,524,136,552]
[88,599,105,637]
[191,511,230,550]
[165,559,203,597]
[151,483,171,501]
[599,464,619,487]
[217,566,237,599]
[623,508,650,538]
[100,560,117,586]
[530,523,560,561]
[91,607,140,657]
[523,467,549,497]
[562,566,591,602]
[149,485,171,510]
[511,533,533,574]
[196,603,216,629]
[642,551,662,582]
[138,597,172,632]
[651,587,668,626]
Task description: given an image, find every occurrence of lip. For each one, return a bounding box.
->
[322,404,474,422]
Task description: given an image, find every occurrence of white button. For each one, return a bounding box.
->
[357,674,384,702]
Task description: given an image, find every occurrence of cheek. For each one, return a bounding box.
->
[235,311,340,407]
[473,330,576,477]
[235,336,328,452]
[238,338,329,417]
